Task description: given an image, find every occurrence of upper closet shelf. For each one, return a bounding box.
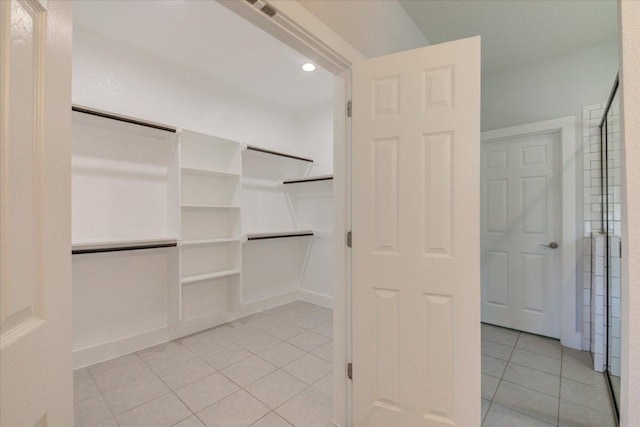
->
[283,175,333,184]
[181,238,241,247]
[244,230,314,242]
[180,167,240,178]
[72,105,177,133]
[246,145,313,163]
[181,204,240,209]
[72,238,178,255]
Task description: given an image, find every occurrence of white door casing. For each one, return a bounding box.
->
[481,132,562,338]
[0,0,73,426]
[352,37,481,426]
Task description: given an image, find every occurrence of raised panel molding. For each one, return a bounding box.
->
[1,0,42,325]
[423,132,453,257]
[522,253,545,313]
[372,288,400,411]
[423,293,454,423]
[373,138,399,254]
[485,149,508,169]
[485,250,509,307]
[485,179,508,233]
[521,176,547,235]
[521,144,547,166]
[373,76,399,118]
[423,65,454,110]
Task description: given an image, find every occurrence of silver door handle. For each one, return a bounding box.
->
[540,242,559,249]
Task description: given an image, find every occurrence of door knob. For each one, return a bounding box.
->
[540,242,559,249]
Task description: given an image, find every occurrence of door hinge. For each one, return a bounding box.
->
[346,231,352,248]
[347,100,352,118]
[347,362,353,380]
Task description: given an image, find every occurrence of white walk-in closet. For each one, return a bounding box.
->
[72,2,337,425]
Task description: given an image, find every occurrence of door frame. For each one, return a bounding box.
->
[215,2,360,425]
[481,117,580,349]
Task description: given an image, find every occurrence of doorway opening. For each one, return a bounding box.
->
[70,2,343,426]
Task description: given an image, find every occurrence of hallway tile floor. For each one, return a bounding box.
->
[481,323,617,427]
[74,301,334,427]
[74,305,616,427]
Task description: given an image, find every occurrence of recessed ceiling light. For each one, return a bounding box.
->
[302,63,316,72]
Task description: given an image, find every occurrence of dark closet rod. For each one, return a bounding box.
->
[246,232,314,241]
[246,145,314,163]
[72,242,178,255]
[283,175,333,184]
[72,105,177,133]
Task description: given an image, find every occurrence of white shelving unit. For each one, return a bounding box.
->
[178,130,243,326]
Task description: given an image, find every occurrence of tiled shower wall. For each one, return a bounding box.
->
[581,101,621,375]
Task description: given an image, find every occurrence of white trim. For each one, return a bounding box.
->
[215,4,357,426]
[482,116,580,349]
[226,290,300,321]
[74,290,302,369]
[298,289,334,308]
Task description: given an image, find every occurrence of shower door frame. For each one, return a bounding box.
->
[600,73,621,422]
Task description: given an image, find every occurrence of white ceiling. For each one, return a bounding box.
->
[73,0,334,111]
[399,0,618,76]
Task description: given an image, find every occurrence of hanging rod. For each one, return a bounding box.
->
[246,230,314,241]
[283,175,333,184]
[246,145,313,163]
[72,239,178,255]
[72,105,177,133]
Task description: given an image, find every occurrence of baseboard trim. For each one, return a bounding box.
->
[228,290,300,321]
[298,289,334,308]
[73,326,170,369]
[73,290,332,369]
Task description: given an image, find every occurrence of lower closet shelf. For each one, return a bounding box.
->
[181,270,241,284]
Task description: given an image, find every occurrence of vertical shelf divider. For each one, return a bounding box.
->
[177,130,242,330]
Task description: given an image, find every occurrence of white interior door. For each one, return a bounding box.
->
[1,0,73,425]
[352,37,481,426]
[481,131,562,338]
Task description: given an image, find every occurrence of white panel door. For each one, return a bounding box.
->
[481,131,562,338]
[0,0,73,426]
[352,37,480,426]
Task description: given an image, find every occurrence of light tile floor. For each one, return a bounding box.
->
[74,301,334,427]
[74,305,616,427]
[481,323,617,427]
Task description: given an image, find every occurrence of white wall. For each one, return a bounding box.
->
[482,41,618,133]
[297,0,429,58]
[294,102,334,303]
[73,26,301,155]
[619,1,640,425]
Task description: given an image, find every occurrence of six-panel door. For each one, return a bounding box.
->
[352,37,481,426]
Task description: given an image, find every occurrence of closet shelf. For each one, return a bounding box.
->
[72,238,178,255]
[181,204,240,209]
[283,175,333,184]
[245,145,313,163]
[181,167,239,178]
[181,238,240,246]
[181,270,241,284]
[245,230,314,241]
